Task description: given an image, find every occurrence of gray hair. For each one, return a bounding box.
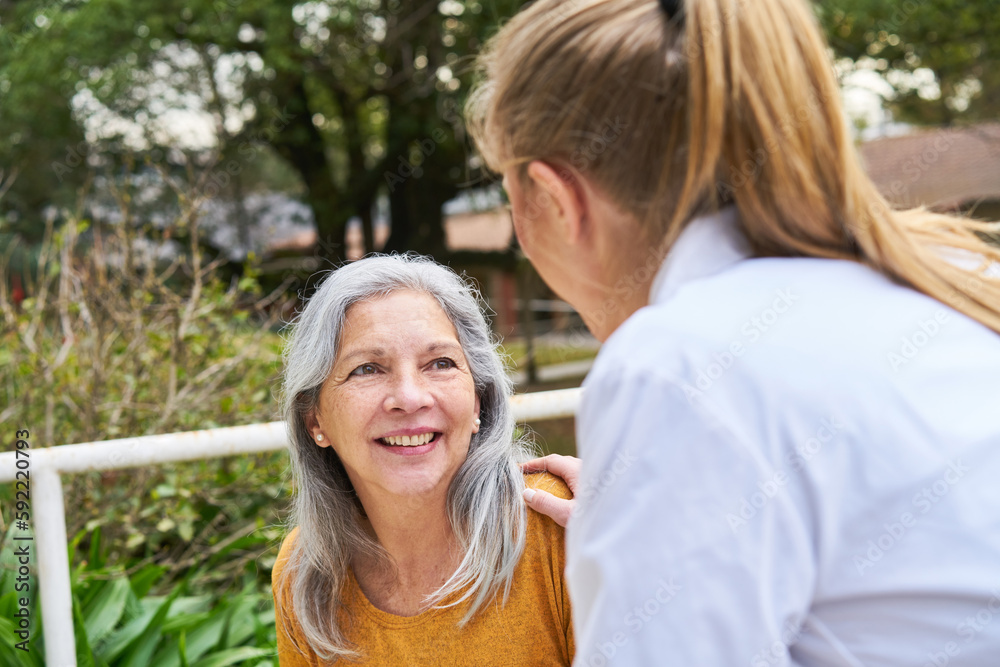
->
[278,253,532,661]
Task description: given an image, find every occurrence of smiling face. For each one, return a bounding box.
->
[305,289,481,505]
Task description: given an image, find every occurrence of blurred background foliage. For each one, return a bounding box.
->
[817,0,1000,126]
[0,0,522,262]
[0,0,995,663]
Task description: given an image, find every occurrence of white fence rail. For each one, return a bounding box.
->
[0,387,582,667]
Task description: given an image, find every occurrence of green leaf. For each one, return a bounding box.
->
[129,564,168,599]
[166,595,213,618]
[0,609,42,667]
[0,591,18,618]
[190,647,275,667]
[178,520,195,542]
[221,595,260,647]
[204,535,268,566]
[88,525,105,569]
[151,609,225,667]
[98,608,157,663]
[82,576,131,644]
[160,611,212,634]
[115,583,186,667]
[73,587,97,667]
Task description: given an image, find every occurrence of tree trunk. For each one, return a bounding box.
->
[268,78,348,263]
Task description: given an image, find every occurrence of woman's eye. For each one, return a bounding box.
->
[350,363,378,376]
[432,358,456,370]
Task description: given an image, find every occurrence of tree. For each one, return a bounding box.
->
[0,0,521,262]
[817,0,1000,126]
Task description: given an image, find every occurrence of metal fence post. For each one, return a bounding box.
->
[33,465,76,667]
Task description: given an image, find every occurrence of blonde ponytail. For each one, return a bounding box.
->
[467,0,1000,332]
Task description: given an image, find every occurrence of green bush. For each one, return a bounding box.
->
[0,523,278,667]
[0,214,287,446]
[0,177,295,604]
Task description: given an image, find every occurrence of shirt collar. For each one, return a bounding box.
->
[648,206,753,305]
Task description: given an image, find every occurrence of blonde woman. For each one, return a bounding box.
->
[467,0,1000,664]
[273,255,573,665]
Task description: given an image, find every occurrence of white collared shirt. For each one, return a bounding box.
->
[567,207,1000,666]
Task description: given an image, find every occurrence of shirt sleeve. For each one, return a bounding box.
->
[526,473,577,664]
[563,550,576,662]
[567,366,817,666]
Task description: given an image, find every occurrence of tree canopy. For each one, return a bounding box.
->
[1,0,519,262]
[1,0,995,262]
[816,0,1000,126]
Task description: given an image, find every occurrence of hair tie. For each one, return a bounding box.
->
[658,0,685,26]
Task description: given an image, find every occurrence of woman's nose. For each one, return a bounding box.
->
[383,368,434,413]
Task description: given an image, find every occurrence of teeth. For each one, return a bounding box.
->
[381,432,435,447]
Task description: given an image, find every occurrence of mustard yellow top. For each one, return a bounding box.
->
[272,473,575,666]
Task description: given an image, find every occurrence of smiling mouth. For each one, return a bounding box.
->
[377,432,441,447]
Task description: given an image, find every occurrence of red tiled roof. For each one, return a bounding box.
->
[859,123,1000,209]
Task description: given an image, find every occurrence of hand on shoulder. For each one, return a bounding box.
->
[521,454,580,527]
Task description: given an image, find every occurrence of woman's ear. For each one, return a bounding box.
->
[303,410,329,447]
[473,394,481,434]
[526,160,587,245]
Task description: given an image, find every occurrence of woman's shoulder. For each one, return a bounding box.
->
[523,471,573,501]
[273,525,301,584]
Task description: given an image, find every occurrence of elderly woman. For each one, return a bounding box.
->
[271,254,574,665]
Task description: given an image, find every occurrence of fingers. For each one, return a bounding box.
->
[523,487,574,528]
[521,454,582,488]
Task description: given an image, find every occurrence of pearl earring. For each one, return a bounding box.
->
[316,434,324,441]
[474,418,481,427]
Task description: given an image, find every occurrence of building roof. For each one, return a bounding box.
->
[268,207,514,260]
[859,123,1000,209]
[442,208,513,253]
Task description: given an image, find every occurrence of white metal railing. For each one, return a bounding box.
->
[0,387,582,667]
